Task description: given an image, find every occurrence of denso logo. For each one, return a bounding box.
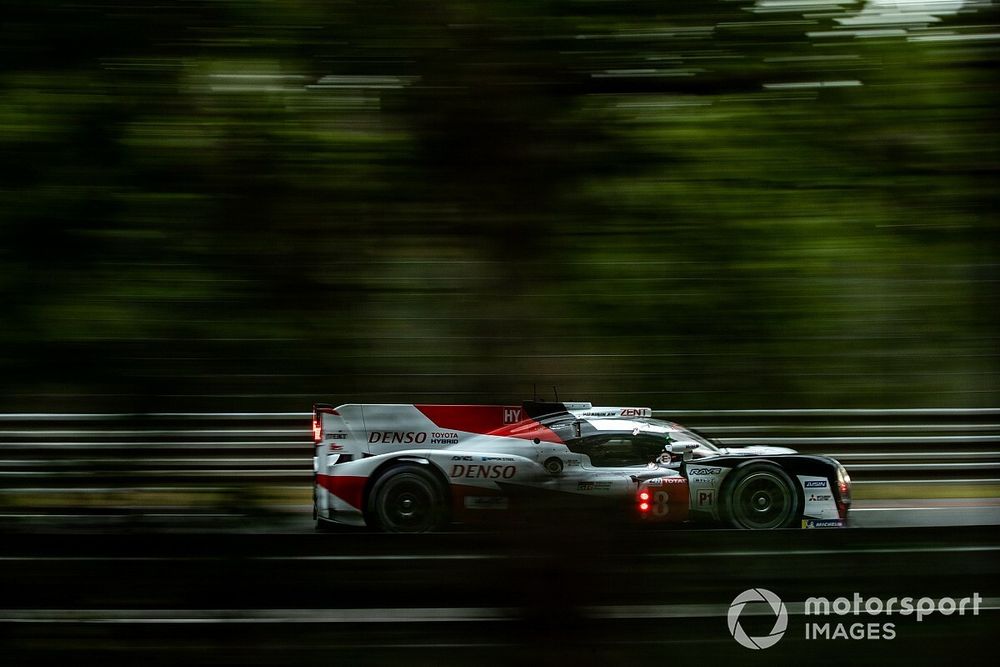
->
[689,467,722,475]
[369,432,427,445]
[450,464,516,480]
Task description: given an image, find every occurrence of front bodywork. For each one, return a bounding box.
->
[643,453,847,527]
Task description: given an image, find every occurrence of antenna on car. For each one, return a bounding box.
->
[553,386,559,402]
[533,383,538,401]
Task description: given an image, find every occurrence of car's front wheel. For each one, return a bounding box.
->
[723,464,800,529]
[370,464,447,533]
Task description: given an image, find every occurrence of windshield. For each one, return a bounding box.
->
[668,425,720,452]
[635,419,722,456]
[562,418,723,466]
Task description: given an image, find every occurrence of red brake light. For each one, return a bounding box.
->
[312,404,339,444]
[638,488,651,514]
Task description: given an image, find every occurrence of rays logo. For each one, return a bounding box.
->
[727,588,788,650]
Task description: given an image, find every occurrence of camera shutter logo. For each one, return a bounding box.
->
[727,588,788,650]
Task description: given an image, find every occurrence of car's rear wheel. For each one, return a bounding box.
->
[724,465,800,529]
[370,465,446,533]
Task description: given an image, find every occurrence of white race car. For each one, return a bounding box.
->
[312,401,851,532]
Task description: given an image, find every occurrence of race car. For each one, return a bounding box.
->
[312,401,851,532]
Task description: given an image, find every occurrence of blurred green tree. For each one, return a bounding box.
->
[0,0,995,410]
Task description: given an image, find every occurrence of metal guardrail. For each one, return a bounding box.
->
[651,409,1000,486]
[0,410,997,494]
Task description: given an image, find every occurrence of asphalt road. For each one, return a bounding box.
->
[2,497,999,533]
[2,504,998,666]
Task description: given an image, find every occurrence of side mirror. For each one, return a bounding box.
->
[668,441,698,462]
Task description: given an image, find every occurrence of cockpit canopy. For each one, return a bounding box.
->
[541,415,720,467]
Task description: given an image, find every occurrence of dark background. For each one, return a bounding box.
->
[2,0,997,412]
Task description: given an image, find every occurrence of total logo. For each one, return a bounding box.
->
[727,588,788,650]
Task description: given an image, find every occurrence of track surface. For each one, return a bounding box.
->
[2,502,999,666]
[3,497,999,533]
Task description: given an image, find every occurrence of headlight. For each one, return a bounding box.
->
[836,463,852,506]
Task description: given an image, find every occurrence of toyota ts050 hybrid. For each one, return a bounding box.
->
[312,401,851,532]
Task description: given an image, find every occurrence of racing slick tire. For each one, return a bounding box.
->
[370,464,447,533]
[722,463,801,529]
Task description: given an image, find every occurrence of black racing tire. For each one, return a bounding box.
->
[370,464,447,533]
[723,464,801,530]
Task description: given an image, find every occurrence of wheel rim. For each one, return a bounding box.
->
[731,471,794,529]
[377,474,438,532]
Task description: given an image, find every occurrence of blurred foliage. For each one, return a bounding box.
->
[0,0,997,410]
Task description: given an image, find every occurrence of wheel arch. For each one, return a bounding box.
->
[362,456,453,522]
[718,459,804,528]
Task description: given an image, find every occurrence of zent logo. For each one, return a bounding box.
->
[728,588,788,650]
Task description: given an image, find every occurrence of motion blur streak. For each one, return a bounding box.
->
[1,1,997,412]
[1,529,997,664]
[2,409,998,523]
[1,2,997,664]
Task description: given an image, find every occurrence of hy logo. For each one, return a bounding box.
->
[727,588,788,650]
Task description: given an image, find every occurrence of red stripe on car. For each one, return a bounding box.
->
[486,418,564,444]
[316,474,368,510]
[415,404,526,433]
